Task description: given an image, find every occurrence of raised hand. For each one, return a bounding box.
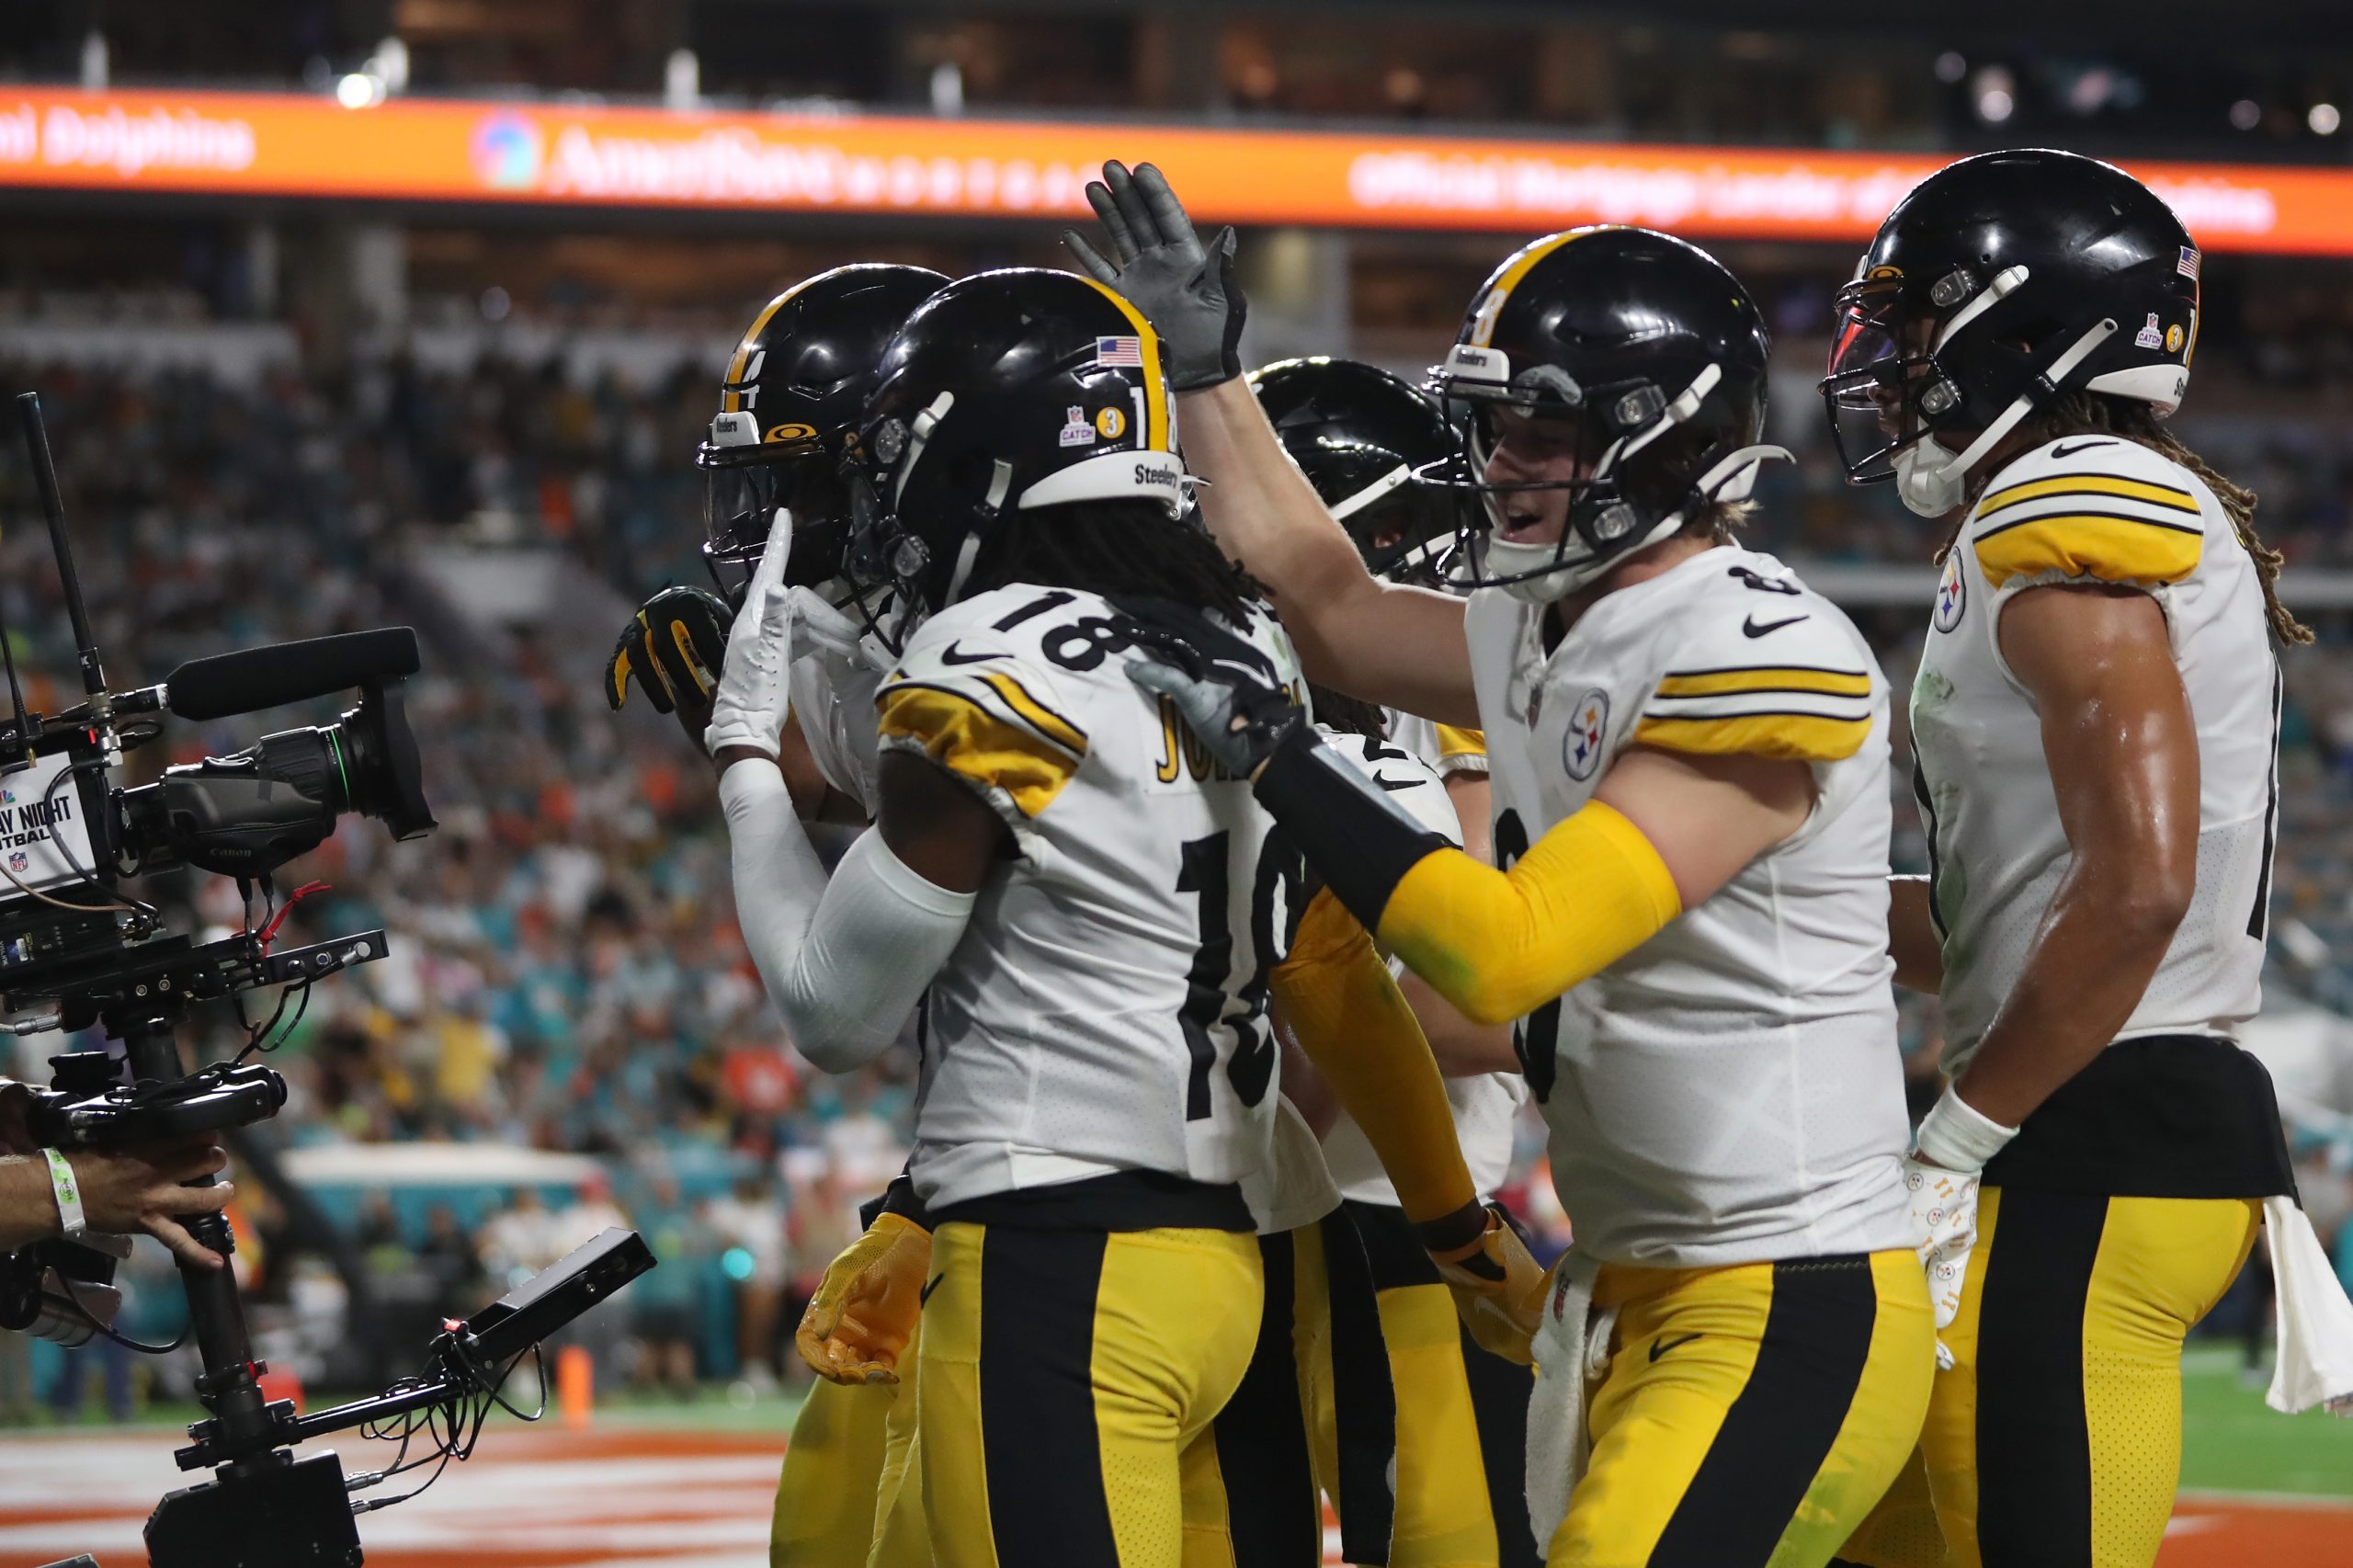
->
[1063,161,1247,392]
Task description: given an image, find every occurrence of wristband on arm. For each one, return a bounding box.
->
[43,1148,84,1239]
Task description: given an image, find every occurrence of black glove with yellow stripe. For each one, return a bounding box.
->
[606,585,731,728]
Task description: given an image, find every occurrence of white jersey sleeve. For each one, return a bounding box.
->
[786,588,898,815]
[1631,588,1877,767]
[1382,710,1492,778]
[876,613,1092,859]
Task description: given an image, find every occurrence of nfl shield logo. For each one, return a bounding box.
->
[7,852,27,874]
[1563,687,1609,781]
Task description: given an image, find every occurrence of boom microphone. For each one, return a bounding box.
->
[163,629,423,722]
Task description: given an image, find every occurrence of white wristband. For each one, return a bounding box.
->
[1912,1084,2019,1175]
[42,1148,85,1239]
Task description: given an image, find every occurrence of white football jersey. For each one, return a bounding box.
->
[1381,710,1492,780]
[785,585,896,814]
[1312,730,1527,1207]
[880,585,1313,1213]
[1912,437,2279,1073]
[1464,544,1915,1267]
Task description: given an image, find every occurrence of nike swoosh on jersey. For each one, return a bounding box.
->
[939,642,1005,665]
[2049,438,2119,459]
[1649,1332,1702,1362]
[1742,614,1811,638]
[919,1271,946,1307]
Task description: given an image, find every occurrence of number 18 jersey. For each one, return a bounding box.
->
[877,585,1309,1213]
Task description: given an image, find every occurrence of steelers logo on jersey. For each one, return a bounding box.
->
[1934,551,1967,633]
[1563,687,1609,780]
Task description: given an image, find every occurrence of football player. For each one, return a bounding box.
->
[704,267,1523,1567]
[1074,165,1934,1568]
[1823,149,2344,1568]
[603,260,945,1568]
[1252,356,1540,1568]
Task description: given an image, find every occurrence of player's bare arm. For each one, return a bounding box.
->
[1068,161,1478,723]
[1942,583,2199,1131]
[1176,378,1478,720]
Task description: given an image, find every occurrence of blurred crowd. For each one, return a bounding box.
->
[0,344,2347,1417]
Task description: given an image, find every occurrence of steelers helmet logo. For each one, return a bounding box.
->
[1563,687,1610,781]
[1095,405,1128,440]
[1934,551,1967,633]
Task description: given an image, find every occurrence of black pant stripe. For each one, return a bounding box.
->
[1461,1322,1544,1568]
[1212,1231,1322,1568]
[1320,1210,1399,1566]
[1648,1255,1880,1568]
[979,1227,1120,1567]
[1977,1189,2108,1568]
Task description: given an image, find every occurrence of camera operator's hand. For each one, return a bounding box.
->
[706,509,799,762]
[76,1143,233,1269]
[606,585,730,749]
[0,1142,232,1267]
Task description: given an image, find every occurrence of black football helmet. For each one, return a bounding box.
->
[1427,226,1786,601]
[849,268,1190,645]
[1247,357,1464,585]
[1820,149,2201,517]
[695,263,947,602]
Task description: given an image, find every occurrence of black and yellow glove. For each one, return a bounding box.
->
[795,1211,933,1386]
[606,585,731,715]
[1427,1201,1550,1365]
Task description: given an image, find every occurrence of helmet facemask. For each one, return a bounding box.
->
[1434,352,1784,603]
[1822,260,2134,517]
[695,415,860,608]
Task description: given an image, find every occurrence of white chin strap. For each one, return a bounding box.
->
[1895,313,2120,518]
[1483,441,1792,605]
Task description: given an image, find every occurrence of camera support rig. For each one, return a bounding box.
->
[4,392,654,1566]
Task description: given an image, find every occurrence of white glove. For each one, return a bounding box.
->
[1904,1083,2020,1371]
[706,509,797,759]
[784,585,886,672]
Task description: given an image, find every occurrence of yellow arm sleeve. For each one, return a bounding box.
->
[1270,889,1475,1227]
[1375,800,1682,1027]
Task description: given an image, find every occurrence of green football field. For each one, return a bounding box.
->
[597,1343,2353,1504]
[2180,1345,2353,1499]
[17,1345,2347,1501]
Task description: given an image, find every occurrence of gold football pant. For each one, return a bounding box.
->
[919,1221,1264,1568]
[1554,1247,1934,1568]
[1300,1201,1542,1568]
[1843,1187,2261,1568]
[772,1372,892,1566]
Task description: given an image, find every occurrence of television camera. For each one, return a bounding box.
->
[0,392,652,1567]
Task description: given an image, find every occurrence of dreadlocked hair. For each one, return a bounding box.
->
[960,500,1264,626]
[1307,683,1387,740]
[1939,391,2311,646]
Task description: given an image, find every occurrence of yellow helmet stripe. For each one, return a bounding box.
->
[1077,277,1169,452]
[1472,226,1623,348]
[721,273,829,413]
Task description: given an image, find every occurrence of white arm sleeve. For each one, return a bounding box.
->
[719,761,975,1074]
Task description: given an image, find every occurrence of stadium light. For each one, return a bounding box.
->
[1934,51,1967,85]
[1972,66,2016,124]
[2311,103,2341,135]
[335,72,387,110]
[2231,98,2263,131]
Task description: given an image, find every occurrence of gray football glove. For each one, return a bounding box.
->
[1064,161,1247,392]
[1116,598,1302,778]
